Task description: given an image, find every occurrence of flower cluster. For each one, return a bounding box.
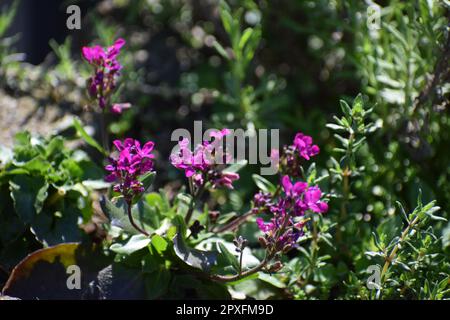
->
[255,176,328,251]
[105,138,155,199]
[275,132,320,177]
[170,129,239,190]
[255,132,327,252]
[293,133,320,160]
[82,38,130,114]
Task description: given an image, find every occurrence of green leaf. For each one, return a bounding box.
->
[212,40,230,60]
[352,93,364,116]
[0,0,18,37]
[217,242,240,272]
[151,234,168,254]
[223,159,248,173]
[140,171,156,193]
[176,193,193,217]
[252,174,276,193]
[424,206,445,221]
[442,221,450,250]
[44,136,65,158]
[172,232,217,272]
[258,273,286,288]
[243,28,261,65]
[224,272,259,286]
[132,171,156,203]
[144,267,171,299]
[73,118,106,155]
[339,100,352,118]
[100,196,154,235]
[0,186,27,245]
[9,175,48,224]
[145,192,164,208]
[326,123,346,131]
[172,215,187,238]
[31,194,85,246]
[239,28,253,50]
[219,3,233,35]
[82,179,110,190]
[110,234,151,255]
[17,156,53,175]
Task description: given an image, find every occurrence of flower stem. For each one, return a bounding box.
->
[307,216,319,280]
[210,255,271,283]
[100,109,109,152]
[126,199,149,236]
[239,250,244,275]
[336,167,350,245]
[211,209,290,283]
[185,182,205,225]
[214,210,254,233]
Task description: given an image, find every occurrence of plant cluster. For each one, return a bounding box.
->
[0,0,449,300]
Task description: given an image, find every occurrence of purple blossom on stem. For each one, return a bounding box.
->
[277,132,320,177]
[170,129,239,190]
[304,186,329,213]
[82,38,129,114]
[293,133,320,160]
[254,175,328,252]
[105,138,155,200]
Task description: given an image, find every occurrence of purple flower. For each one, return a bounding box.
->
[82,38,125,69]
[304,186,329,213]
[170,130,239,190]
[281,175,308,197]
[270,148,280,171]
[82,38,130,114]
[211,172,239,189]
[253,191,272,208]
[111,103,131,114]
[208,128,231,141]
[170,138,204,176]
[293,132,320,160]
[254,175,328,252]
[106,38,125,62]
[105,138,155,199]
[256,217,275,233]
[82,45,105,64]
[254,130,327,253]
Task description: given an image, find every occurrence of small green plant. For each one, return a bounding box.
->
[211,1,286,129]
[0,132,104,269]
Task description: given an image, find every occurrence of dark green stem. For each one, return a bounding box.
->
[210,255,271,283]
[100,109,109,152]
[126,198,149,236]
[185,180,206,224]
[239,250,244,275]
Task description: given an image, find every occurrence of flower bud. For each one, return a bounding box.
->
[268,261,283,272]
[208,210,220,224]
[258,236,268,248]
[282,243,293,253]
